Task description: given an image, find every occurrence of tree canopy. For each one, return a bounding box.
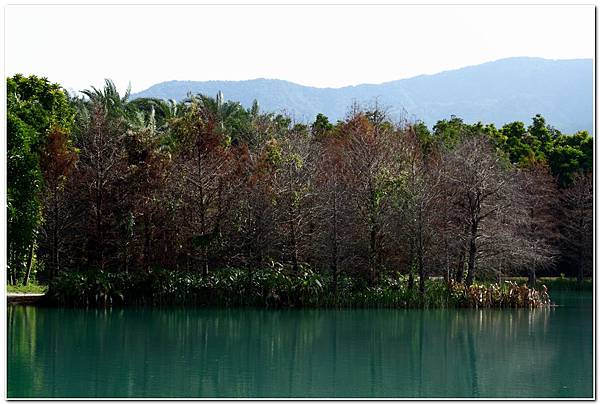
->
[6,75,593,294]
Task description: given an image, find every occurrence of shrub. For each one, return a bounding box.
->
[45,267,553,309]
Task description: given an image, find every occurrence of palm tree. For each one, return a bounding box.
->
[81,79,133,119]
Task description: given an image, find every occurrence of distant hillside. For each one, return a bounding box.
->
[132,57,593,134]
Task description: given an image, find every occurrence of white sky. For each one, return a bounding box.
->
[4,4,595,94]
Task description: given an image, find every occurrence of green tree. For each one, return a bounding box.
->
[7,113,41,285]
[500,121,534,165]
[528,114,552,155]
[432,115,467,147]
[7,75,74,285]
[311,113,334,138]
[547,131,593,187]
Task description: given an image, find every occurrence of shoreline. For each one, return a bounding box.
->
[7,275,591,309]
[7,293,46,305]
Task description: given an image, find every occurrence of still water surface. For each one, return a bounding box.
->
[7,291,593,398]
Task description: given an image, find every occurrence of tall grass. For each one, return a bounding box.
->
[45,266,553,309]
[7,283,48,294]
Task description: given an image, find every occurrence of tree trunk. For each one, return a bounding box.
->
[124,242,130,274]
[23,241,34,286]
[418,265,426,296]
[51,192,59,280]
[465,220,478,287]
[577,219,584,284]
[444,242,450,285]
[465,239,477,286]
[455,249,465,283]
[368,185,377,286]
[369,226,376,286]
[202,246,209,277]
[290,216,299,274]
[198,145,209,277]
[417,245,426,296]
[95,169,104,270]
[143,214,151,272]
[331,196,339,295]
[408,270,414,290]
[577,248,584,284]
[8,247,16,285]
[528,268,536,288]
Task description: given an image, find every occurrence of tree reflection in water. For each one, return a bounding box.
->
[8,296,592,398]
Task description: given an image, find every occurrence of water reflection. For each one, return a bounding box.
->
[8,294,592,398]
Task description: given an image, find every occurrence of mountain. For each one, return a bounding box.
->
[132,57,593,134]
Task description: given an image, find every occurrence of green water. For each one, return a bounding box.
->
[7,291,593,398]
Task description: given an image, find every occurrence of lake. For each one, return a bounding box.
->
[7,291,593,398]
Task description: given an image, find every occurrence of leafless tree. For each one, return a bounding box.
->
[311,135,352,293]
[170,98,237,275]
[270,124,315,273]
[559,172,593,283]
[74,103,129,270]
[442,134,523,285]
[393,127,444,294]
[338,109,403,285]
[514,163,560,286]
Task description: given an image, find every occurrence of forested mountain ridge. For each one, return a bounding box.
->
[133,57,592,134]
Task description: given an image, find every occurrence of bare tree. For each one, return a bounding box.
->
[170,96,237,275]
[339,109,403,285]
[514,163,560,286]
[442,134,522,286]
[559,172,593,283]
[271,124,314,273]
[38,126,78,281]
[312,134,352,293]
[74,103,129,270]
[394,127,444,294]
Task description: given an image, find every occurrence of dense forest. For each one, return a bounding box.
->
[6,75,593,307]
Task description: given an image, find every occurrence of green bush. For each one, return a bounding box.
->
[45,266,554,309]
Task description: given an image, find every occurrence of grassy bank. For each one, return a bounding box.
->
[7,283,48,294]
[42,267,554,309]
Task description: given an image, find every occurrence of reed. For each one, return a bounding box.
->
[46,267,553,308]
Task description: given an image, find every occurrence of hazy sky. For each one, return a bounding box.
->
[4,4,595,94]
